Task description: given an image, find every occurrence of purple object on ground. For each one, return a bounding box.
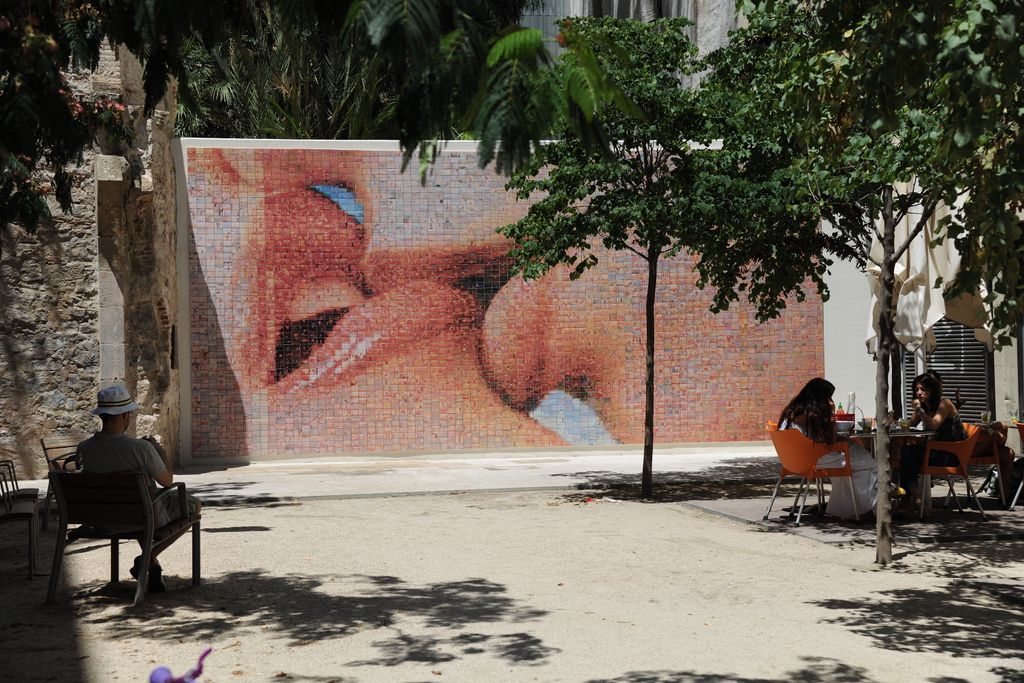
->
[149,648,213,683]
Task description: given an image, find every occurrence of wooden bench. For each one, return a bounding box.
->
[47,472,201,606]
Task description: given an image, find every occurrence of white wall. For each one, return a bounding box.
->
[823,259,880,419]
[824,257,1020,439]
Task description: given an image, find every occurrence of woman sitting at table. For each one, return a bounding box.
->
[778,378,877,520]
[897,371,967,508]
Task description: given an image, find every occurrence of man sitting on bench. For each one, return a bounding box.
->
[77,385,201,593]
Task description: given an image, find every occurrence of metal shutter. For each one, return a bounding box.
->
[901,317,994,422]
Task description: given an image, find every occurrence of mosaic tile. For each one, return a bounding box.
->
[185,146,824,458]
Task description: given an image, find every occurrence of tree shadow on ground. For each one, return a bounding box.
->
[809,574,1023,675]
[561,477,792,504]
[175,479,298,509]
[555,458,783,503]
[583,655,953,682]
[47,571,554,673]
[891,539,1024,575]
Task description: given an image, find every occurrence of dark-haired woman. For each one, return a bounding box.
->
[897,372,968,507]
[778,378,876,519]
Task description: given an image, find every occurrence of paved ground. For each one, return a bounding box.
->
[23,443,780,505]
[4,445,1023,682]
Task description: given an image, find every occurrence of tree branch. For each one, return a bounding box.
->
[891,195,938,265]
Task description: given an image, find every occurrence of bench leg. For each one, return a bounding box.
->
[28,509,37,578]
[46,521,68,604]
[110,539,120,588]
[134,541,153,607]
[192,521,201,586]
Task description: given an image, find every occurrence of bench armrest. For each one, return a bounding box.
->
[151,482,192,520]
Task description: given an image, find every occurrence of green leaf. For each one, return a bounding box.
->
[486,28,543,68]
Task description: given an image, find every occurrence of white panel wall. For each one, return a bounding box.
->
[823,258,878,419]
[824,257,1019,434]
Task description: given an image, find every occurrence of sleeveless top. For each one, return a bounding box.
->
[933,411,967,442]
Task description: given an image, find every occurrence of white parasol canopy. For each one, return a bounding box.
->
[865,183,992,362]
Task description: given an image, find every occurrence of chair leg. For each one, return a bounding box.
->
[789,479,806,519]
[946,477,963,512]
[41,486,52,530]
[976,466,999,506]
[192,521,201,586]
[796,479,812,527]
[977,466,993,492]
[1010,477,1023,511]
[816,479,825,515]
[46,520,68,604]
[764,475,784,520]
[847,475,858,519]
[963,475,987,521]
[27,509,37,579]
[925,475,933,518]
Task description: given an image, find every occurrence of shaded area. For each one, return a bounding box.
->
[559,460,1024,546]
[815,584,1022,659]
[187,229,247,459]
[4,566,554,679]
[557,457,790,503]
[0,529,86,683]
[174,479,294,509]
[891,539,1024,575]
[685,494,1024,546]
[584,654,1019,682]
[585,656,884,682]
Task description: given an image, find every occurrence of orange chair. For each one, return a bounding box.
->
[967,425,1009,508]
[918,423,986,520]
[765,425,857,526]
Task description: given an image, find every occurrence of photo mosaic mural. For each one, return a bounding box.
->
[184,144,824,459]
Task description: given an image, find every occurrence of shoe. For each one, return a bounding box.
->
[147,564,167,593]
[130,556,167,593]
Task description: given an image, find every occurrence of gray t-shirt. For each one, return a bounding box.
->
[78,432,166,479]
[77,432,173,526]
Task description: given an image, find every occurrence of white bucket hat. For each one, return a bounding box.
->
[92,385,140,416]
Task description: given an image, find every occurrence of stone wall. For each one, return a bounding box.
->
[0,60,105,475]
[103,50,181,466]
[0,46,179,477]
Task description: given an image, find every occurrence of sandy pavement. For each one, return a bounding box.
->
[2,489,1022,682]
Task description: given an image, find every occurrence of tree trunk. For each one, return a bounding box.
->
[591,0,604,17]
[638,0,661,21]
[874,190,898,565]
[641,249,658,498]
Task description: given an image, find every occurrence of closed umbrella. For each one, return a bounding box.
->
[865,184,992,366]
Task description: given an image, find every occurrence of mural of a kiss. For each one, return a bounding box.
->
[185,145,823,459]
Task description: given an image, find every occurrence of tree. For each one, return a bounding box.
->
[175,0,545,140]
[702,1,1019,563]
[761,0,1024,343]
[175,4,400,139]
[2,0,616,232]
[0,1,127,230]
[502,17,834,497]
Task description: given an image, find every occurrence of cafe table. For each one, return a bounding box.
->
[846,428,935,459]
